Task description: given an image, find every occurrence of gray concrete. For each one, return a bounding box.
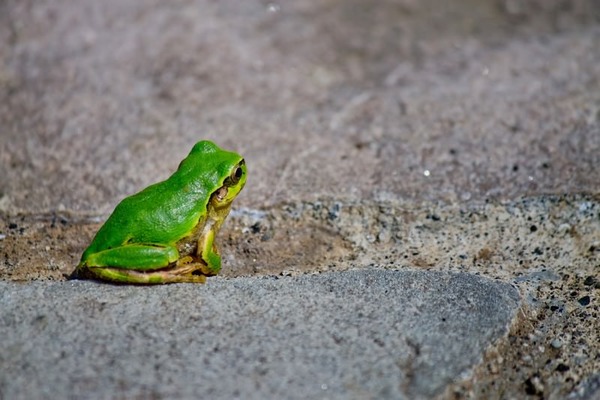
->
[0,270,519,399]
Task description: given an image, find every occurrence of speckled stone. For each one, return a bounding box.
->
[0,270,520,399]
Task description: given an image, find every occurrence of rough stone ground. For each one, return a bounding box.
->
[0,271,521,399]
[1,0,599,399]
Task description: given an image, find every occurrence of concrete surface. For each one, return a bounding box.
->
[0,270,520,399]
[1,0,599,399]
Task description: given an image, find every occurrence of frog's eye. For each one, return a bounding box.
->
[230,164,244,185]
[234,167,243,179]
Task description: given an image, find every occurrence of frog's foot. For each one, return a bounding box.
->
[177,256,217,277]
[85,263,208,284]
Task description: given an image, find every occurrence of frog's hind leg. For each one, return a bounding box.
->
[87,264,207,284]
[78,244,209,284]
[82,244,180,271]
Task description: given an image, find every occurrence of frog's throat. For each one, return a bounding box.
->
[206,200,233,233]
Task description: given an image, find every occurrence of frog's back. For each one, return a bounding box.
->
[82,178,208,259]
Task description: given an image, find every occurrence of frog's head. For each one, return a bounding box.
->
[181,141,246,209]
[211,158,246,208]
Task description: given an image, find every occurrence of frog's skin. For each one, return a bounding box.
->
[73,140,246,284]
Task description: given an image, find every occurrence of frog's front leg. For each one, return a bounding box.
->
[198,222,222,276]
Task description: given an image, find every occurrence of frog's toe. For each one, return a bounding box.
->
[68,265,86,280]
[182,273,207,284]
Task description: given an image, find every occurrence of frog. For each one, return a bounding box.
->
[73,140,246,284]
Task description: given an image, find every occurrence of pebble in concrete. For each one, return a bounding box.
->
[0,269,520,399]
